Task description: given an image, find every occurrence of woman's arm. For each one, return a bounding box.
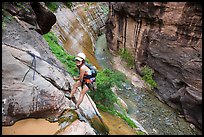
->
[73,76,79,81]
[78,67,85,82]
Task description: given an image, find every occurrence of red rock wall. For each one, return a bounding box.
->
[105,2,202,130]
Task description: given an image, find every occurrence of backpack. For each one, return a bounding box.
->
[85,62,97,78]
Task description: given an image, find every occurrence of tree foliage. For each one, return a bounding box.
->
[141,65,157,89]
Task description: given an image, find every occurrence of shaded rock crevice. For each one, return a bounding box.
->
[2,2,56,35]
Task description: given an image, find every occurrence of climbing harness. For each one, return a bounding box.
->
[86,93,108,132]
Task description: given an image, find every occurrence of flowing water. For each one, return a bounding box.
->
[94,34,202,135]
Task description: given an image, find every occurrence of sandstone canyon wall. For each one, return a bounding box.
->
[105,2,202,130]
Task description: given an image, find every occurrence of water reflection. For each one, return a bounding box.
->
[2,118,60,135]
[99,110,137,135]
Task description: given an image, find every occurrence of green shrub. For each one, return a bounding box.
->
[87,2,93,6]
[136,130,146,135]
[43,32,78,77]
[119,48,135,68]
[45,2,59,12]
[100,4,109,15]
[88,69,126,107]
[87,68,138,128]
[141,65,157,89]
[2,9,13,29]
[65,2,72,9]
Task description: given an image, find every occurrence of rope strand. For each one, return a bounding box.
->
[4,43,69,75]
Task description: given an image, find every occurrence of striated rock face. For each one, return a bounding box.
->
[50,2,108,70]
[2,16,72,126]
[2,2,108,135]
[105,2,202,130]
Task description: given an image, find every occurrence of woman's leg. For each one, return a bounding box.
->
[75,84,89,108]
[69,80,81,98]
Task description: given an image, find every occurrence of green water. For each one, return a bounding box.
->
[94,34,201,135]
[95,34,114,70]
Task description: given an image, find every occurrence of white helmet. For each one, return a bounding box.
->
[75,52,86,61]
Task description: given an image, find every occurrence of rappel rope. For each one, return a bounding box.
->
[81,83,108,132]
[85,93,106,126]
[4,43,70,81]
[22,53,36,82]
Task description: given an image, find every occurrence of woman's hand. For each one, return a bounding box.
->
[73,76,79,80]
